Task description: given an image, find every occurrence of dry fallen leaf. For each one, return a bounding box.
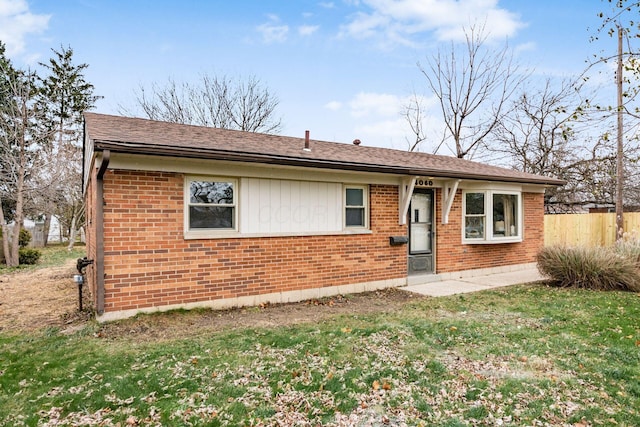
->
[382,381,392,390]
[372,380,380,390]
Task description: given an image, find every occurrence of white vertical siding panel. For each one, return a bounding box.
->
[253,178,264,233]
[330,182,343,231]
[238,178,343,234]
[314,183,329,232]
[243,178,258,233]
[239,178,250,232]
[258,179,271,232]
[269,179,282,233]
[298,181,311,232]
[279,179,292,232]
[288,180,300,232]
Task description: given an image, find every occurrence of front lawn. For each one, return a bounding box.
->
[1,285,639,426]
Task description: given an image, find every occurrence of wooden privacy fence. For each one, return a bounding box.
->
[544,212,640,247]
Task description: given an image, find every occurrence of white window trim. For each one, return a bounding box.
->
[184,176,239,239]
[343,184,369,230]
[462,190,522,244]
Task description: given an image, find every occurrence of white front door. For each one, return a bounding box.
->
[409,190,434,274]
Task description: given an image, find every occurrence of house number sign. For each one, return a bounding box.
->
[415,178,434,187]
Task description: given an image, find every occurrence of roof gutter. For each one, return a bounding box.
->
[95,149,110,315]
[93,141,565,187]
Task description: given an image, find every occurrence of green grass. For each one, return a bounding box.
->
[1,284,639,426]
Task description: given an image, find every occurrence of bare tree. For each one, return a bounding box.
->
[491,78,586,173]
[491,75,640,212]
[0,53,52,266]
[413,23,526,158]
[590,1,640,238]
[124,74,283,134]
[403,92,428,152]
[402,91,449,153]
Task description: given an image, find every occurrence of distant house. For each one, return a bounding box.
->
[82,113,564,321]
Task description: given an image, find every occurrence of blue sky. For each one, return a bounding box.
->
[0,0,619,153]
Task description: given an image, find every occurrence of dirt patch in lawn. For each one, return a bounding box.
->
[0,258,91,333]
[95,287,423,342]
[0,261,425,339]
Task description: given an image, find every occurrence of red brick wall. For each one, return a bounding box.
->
[434,189,544,273]
[99,170,407,313]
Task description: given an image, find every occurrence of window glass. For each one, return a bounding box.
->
[464,192,485,239]
[493,194,518,237]
[189,206,234,229]
[345,186,367,228]
[465,216,485,239]
[346,188,364,206]
[346,207,365,227]
[188,180,236,230]
[465,192,484,215]
[190,181,233,204]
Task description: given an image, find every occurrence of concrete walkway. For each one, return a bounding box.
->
[403,266,545,297]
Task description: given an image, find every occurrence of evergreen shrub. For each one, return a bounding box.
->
[19,248,41,265]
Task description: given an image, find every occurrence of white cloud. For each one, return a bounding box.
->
[352,117,410,149]
[0,0,50,56]
[341,0,525,45]
[256,15,289,43]
[298,24,319,36]
[319,2,336,8]
[324,100,342,110]
[349,92,403,118]
[515,41,536,54]
[332,91,444,150]
[341,11,389,40]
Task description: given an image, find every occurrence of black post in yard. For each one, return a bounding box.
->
[75,257,94,312]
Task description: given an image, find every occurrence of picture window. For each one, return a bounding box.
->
[463,191,521,243]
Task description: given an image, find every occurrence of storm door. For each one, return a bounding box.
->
[408,189,434,274]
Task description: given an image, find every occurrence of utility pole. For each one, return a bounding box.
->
[615,24,624,241]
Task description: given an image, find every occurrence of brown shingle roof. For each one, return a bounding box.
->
[84,112,565,186]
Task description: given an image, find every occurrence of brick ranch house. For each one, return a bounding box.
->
[82,113,564,321]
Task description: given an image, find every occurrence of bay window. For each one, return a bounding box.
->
[463,190,521,243]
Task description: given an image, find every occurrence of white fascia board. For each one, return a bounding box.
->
[107,153,403,186]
